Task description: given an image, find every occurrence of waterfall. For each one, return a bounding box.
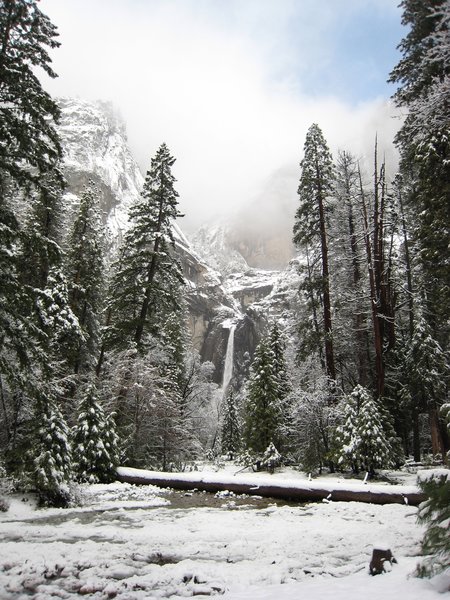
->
[210,322,236,452]
[221,323,236,395]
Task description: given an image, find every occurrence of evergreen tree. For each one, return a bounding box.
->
[36,267,82,373]
[243,337,281,453]
[389,0,450,349]
[72,383,119,483]
[401,313,449,458]
[268,322,290,401]
[416,469,450,579]
[334,385,396,475]
[32,391,72,507]
[0,0,62,190]
[20,172,65,291]
[0,0,64,463]
[221,389,240,456]
[293,124,336,382]
[65,181,105,374]
[334,387,360,473]
[105,143,184,355]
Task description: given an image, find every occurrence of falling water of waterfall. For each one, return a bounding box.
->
[211,322,236,452]
[221,323,236,396]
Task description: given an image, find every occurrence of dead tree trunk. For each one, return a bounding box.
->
[116,469,426,506]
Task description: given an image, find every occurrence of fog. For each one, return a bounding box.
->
[40,0,405,233]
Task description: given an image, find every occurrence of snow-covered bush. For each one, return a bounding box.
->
[416,469,450,580]
[289,380,336,473]
[261,442,281,473]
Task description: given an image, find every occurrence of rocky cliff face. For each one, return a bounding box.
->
[57,99,301,390]
[58,97,143,239]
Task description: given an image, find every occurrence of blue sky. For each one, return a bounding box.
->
[40,0,406,229]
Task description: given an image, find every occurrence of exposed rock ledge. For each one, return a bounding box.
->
[116,467,425,506]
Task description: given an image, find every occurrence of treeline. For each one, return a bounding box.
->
[0,0,217,506]
[0,0,449,507]
[202,0,450,473]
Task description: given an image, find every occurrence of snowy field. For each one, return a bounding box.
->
[0,469,447,599]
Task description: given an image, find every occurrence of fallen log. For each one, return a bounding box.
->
[116,467,425,506]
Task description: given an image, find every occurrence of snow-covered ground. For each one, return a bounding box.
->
[0,469,447,599]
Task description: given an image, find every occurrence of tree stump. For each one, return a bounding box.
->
[369,547,397,575]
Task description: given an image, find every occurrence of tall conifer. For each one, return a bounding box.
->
[293,124,336,383]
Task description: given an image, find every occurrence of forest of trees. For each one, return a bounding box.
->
[0,0,448,508]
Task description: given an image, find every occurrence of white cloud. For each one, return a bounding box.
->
[40,0,403,231]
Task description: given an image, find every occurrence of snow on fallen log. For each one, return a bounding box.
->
[116,467,425,506]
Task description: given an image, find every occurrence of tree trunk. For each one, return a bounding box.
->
[359,165,384,398]
[316,162,336,382]
[412,409,421,463]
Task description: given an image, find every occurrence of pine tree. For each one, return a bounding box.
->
[334,388,360,473]
[105,143,184,355]
[334,385,395,475]
[32,392,72,507]
[72,383,119,483]
[416,469,450,579]
[401,313,449,458]
[293,124,336,382]
[269,322,290,401]
[0,0,62,190]
[389,0,450,349]
[221,389,240,456]
[65,181,105,374]
[0,0,64,455]
[243,337,281,453]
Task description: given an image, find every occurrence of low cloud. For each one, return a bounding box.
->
[40,0,403,231]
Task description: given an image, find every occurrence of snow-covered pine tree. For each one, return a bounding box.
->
[293,124,336,383]
[32,391,72,507]
[334,385,395,475]
[269,322,290,401]
[0,0,64,466]
[105,143,184,354]
[72,383,119,483]
[401,313,449,458]
[160,299,188,402]
[0,0,62,190]
[334,387,360,473]
[19,172,65,291]
[389,0,450,350]
[65,180,105,374]
[268,321,293,452]
[36,268,82,376]
[243,337,282,454]
[221,389,240,457]
[416,469,450,579]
